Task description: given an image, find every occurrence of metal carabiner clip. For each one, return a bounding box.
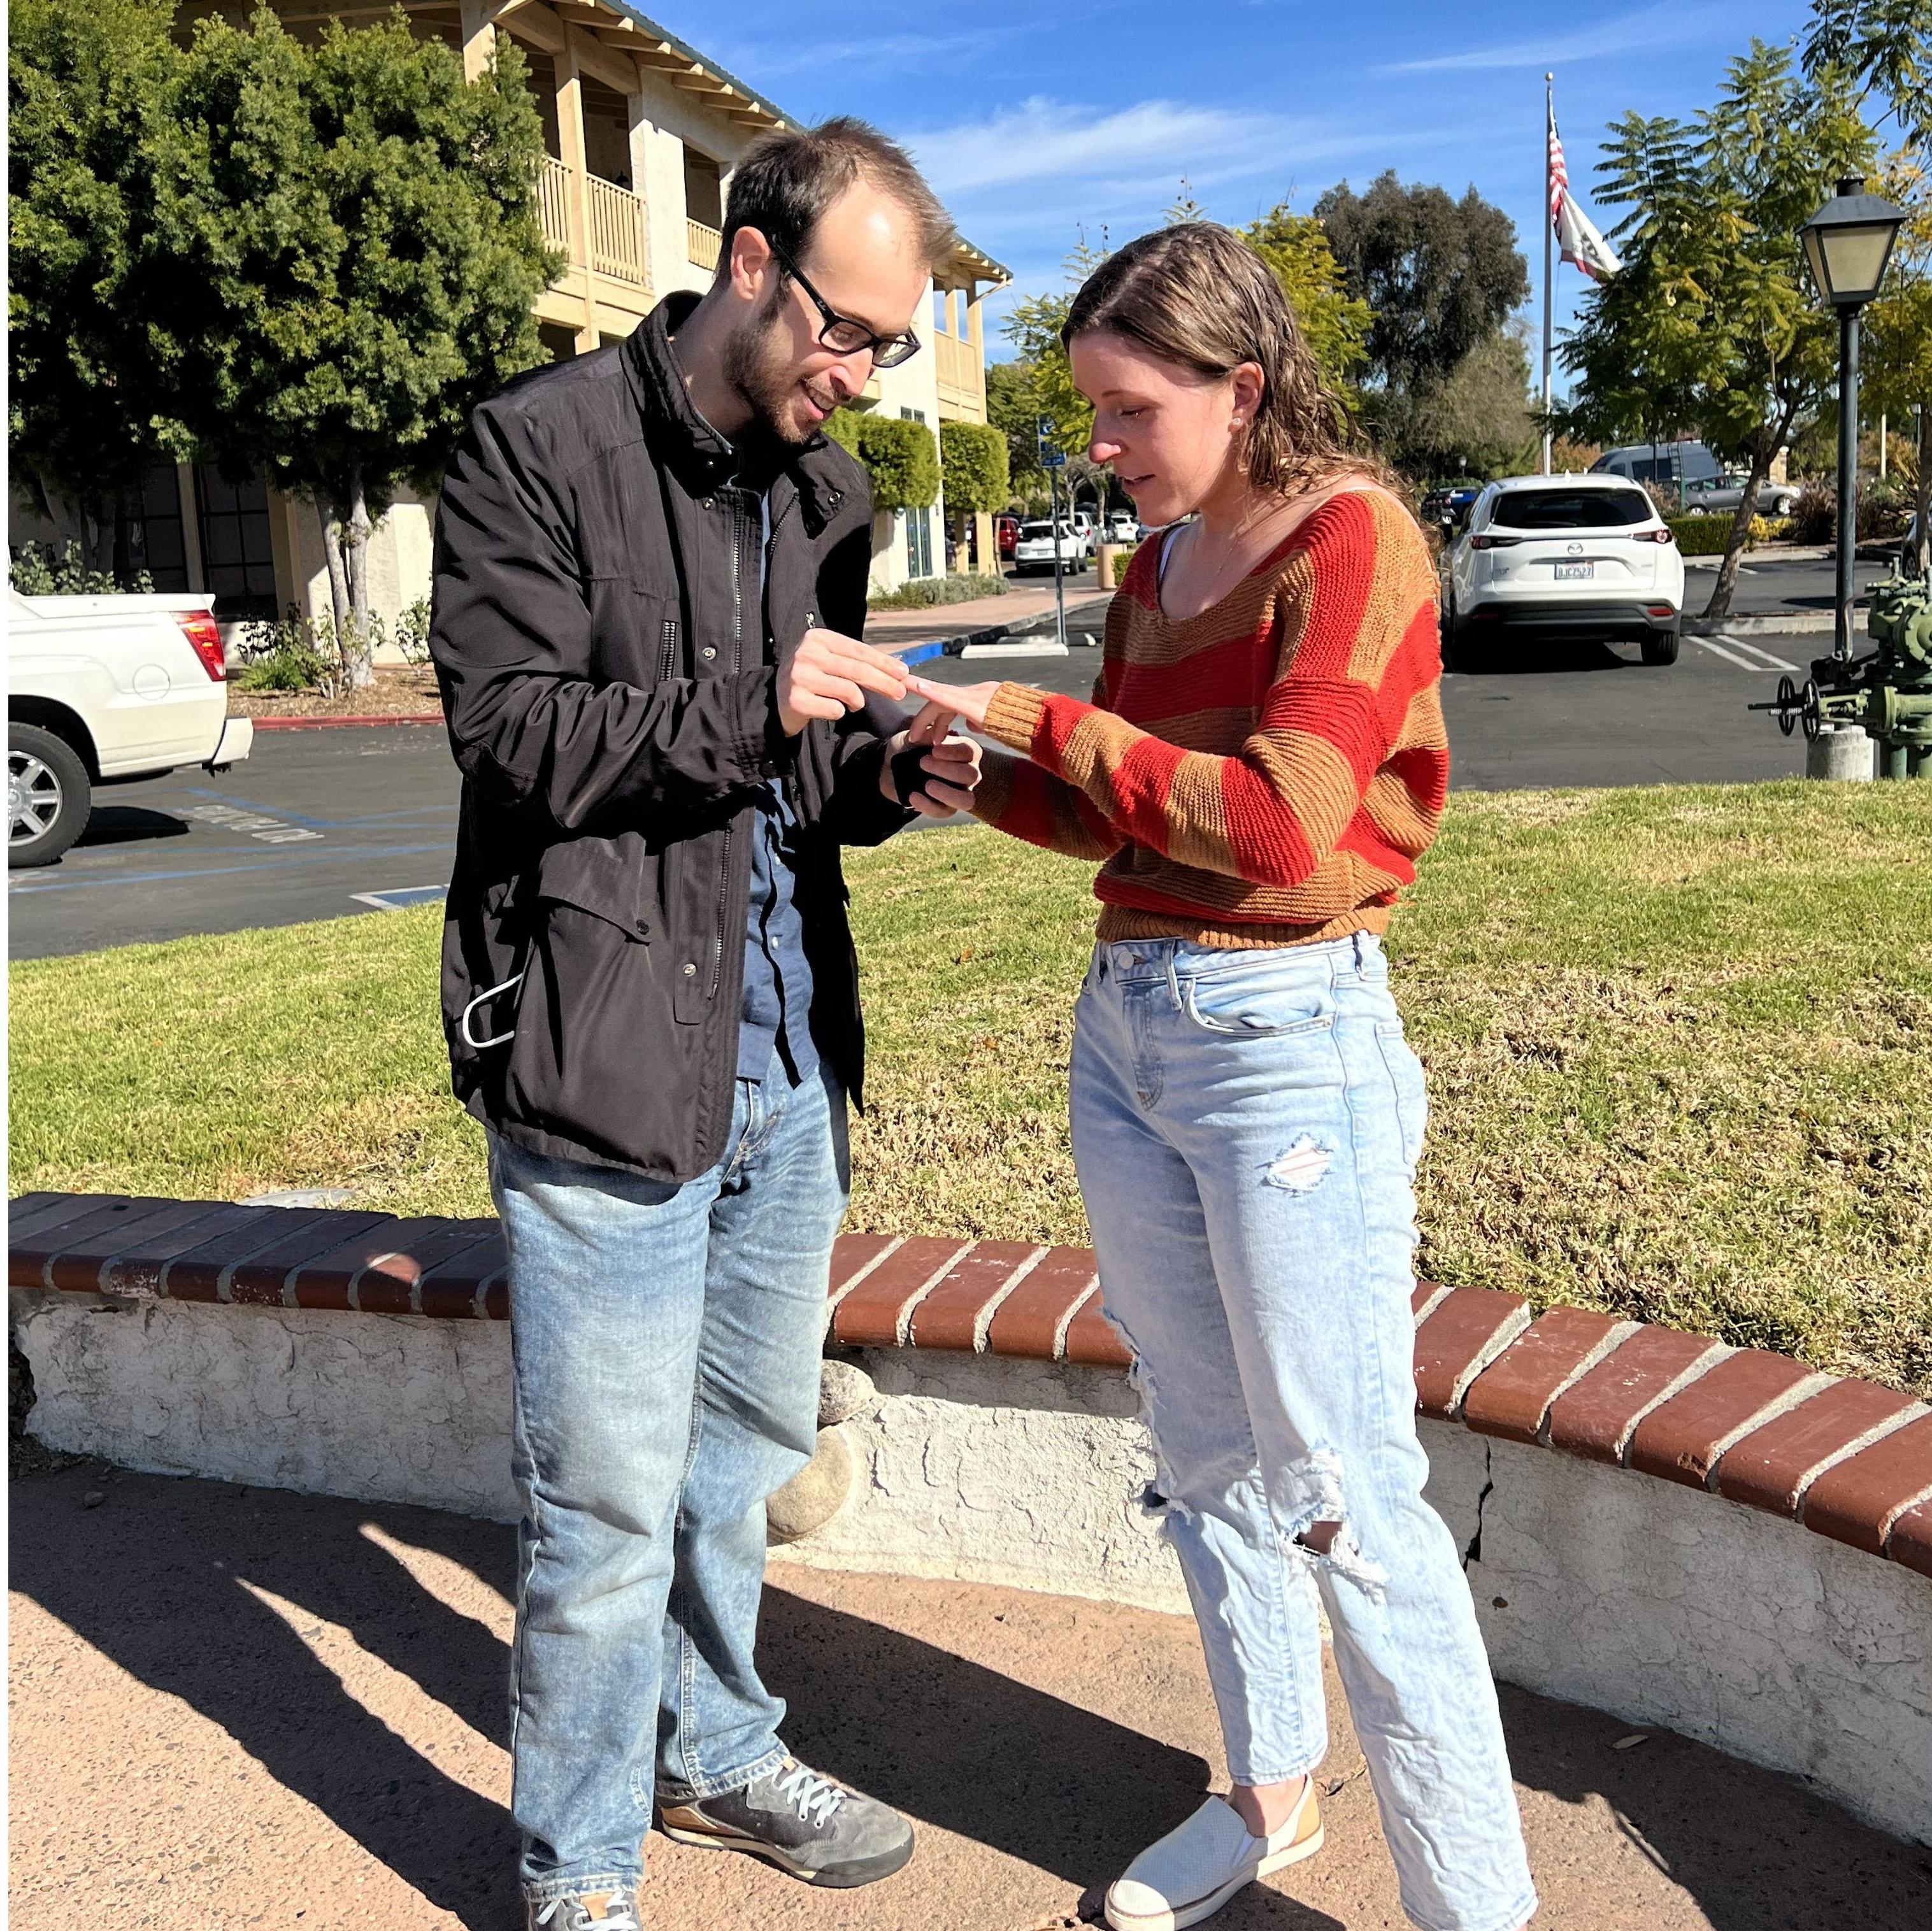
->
[460,971,526,1049]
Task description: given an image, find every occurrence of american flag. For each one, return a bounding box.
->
[1548,102,1621,281]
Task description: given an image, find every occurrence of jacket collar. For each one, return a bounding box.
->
[624,290,853,536]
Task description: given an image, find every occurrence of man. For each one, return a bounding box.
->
[429,118,982,1930]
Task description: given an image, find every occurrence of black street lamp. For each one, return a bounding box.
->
[1798,175,1907,662]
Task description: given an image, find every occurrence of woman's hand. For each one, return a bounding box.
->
[903,676,1000,733]
[878,702,985,816]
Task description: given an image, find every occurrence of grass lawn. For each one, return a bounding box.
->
[10,782,1931,1396]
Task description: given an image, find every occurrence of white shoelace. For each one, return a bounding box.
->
[773,1760,847,1829]
[533,1894,640,1930]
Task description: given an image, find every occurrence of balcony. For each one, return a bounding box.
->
[538,156,648,291]
[687,218,722,272]
[933,330,986,423]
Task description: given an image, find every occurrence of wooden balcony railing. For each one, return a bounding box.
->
[539,155,573,260]
[934,331,985,419]
[538,156,648,291]
[687,218,722,271]
[585,172,647,287]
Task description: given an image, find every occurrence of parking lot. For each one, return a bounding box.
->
[8,616,1832,960]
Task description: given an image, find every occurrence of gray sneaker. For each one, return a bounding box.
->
[658,1756,915,1888]
[526,1890,640,1929]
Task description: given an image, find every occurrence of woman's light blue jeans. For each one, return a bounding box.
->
[487,1053,847,1909]
[1070,932,1538,1931]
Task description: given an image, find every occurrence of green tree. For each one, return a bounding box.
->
[1863,153,1932,573]
[828,413,938,510]
[1396,318,1540,478]
[1559,43,1875,616]
[1238,205,1372,395]
[8,0,189,579]
[985,359,1048,509]
[154,7,555,681]
[1313,170,1529,470]
[1803,0,1932,146]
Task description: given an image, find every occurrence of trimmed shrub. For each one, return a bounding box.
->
[1665,513,1778,556]
[868,573,1007,610]
[822,410,940,510]
[939,420,1009,515]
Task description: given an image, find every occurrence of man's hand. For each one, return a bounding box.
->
[778,628,911,736]
[880,702,984,817]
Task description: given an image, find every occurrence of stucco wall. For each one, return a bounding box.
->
[17,1288,1927,1847]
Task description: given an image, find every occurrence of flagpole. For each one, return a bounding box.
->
[1542,72,1554,475]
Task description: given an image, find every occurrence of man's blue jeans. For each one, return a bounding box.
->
[487,1051,847,1908]
[1070,934,1537,1931]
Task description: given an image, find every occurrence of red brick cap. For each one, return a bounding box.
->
[1714,1378,1922,1518]
[13,1192,1932,1583]
[1544,1325,1719,1465]
[1462,1306,1624,1444]
[1627,1349,1819,1490]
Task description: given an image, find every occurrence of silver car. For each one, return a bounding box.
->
[1682,473,1802,517]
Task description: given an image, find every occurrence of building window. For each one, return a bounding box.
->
[683,147,723,229]
[193,463,277,618]
[129,462,189,593]
[899,406,934,578]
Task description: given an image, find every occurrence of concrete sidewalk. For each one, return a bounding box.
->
[11,1462,1931,1931]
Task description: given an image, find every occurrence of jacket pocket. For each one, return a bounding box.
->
[532,836,653,941]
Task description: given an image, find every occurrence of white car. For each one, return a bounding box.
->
[1442,475,1685,669]
[1105,511,1140,545]
[1011,519,1084,576]
[8,590,254,866]
[1682,473,1802,517]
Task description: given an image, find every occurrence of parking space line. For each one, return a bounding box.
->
[8,842,455,895]
[1715,634,1802,674]
[1692,636,1766,671]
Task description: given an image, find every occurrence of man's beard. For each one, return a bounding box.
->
[724,289,838,448]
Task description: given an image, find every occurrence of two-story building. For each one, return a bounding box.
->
[10,1,1009,641]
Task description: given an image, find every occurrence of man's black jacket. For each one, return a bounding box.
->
[429,292,912,1182]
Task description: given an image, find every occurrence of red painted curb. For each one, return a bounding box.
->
[246,713,444,730]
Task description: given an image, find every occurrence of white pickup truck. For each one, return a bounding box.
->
[8,590,254,867]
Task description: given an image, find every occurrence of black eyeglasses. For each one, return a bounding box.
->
[769,237,921,369]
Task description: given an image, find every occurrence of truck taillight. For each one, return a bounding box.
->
[173,610,227,682]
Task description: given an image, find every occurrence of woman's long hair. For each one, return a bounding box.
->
[1063,222,1398,501]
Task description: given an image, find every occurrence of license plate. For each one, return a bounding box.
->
[1555,561,1594,580]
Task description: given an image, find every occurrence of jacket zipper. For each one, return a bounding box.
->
[707,490,747,1000]
[657,616,679,683]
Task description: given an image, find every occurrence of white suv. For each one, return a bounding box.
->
[1442,476,1685,669]
[8,590,254,866]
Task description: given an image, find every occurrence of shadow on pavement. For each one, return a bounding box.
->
[1450,640,1636,676]
[74,804,191,849]
[12,1467,1932,1930]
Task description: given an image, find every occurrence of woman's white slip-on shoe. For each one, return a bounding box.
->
[1103,1783,1324,1931]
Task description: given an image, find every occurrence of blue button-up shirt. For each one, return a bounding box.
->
[734,479,815,1086]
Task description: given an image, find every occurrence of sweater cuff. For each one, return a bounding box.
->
[982,681,1052,756]
[968,745,1020,825]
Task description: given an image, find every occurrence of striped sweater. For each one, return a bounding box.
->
[972,488,1447,948]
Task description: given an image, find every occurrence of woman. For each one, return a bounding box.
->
[906,224,1538,1931]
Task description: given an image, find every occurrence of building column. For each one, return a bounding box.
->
[457,0,495,81]
[554,39,597,350]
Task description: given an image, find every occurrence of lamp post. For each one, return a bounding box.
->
[1798,174,1907,663]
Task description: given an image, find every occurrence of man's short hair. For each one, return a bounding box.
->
[719,117,955,276]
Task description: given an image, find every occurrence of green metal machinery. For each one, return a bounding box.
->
[1754,572,1932,777]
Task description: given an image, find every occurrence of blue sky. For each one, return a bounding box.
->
[644,1,1816,396]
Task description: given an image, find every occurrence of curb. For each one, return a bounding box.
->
[1681,615,1836,638]
[245,712,445,731]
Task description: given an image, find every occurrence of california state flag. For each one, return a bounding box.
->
[1549,104,1622,281]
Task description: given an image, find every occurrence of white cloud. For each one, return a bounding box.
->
[714,32,983,79]
[899,96,1295,199]
[1377,1,1736,75]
